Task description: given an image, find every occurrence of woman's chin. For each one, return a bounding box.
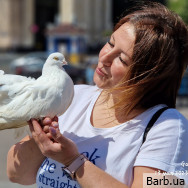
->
[95,82,109,89]
[94,78,105,89]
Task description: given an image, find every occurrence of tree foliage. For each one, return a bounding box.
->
[167,0,188,24]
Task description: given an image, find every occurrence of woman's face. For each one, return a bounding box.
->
[93,22,135,89]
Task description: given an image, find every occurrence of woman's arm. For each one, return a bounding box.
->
[29,119,162,188]
[7,135,45,185]
[76,160,128,188]
[6,116,61,185]
[76,161,164,188]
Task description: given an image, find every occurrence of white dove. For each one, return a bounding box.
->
[0,52,74,130]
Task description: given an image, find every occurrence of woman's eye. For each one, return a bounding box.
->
[119,56,128,66]
[108,41,114,47]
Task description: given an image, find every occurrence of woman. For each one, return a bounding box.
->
[7,2,188,188]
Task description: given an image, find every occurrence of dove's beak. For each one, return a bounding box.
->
[62,60,68,66]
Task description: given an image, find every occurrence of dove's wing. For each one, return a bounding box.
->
[0,77,69,124]
[0,81,49,128]
[0,71,35,85]
[0,72,35,105]
[0,76,37,129]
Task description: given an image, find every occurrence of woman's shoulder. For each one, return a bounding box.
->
[155,107,188,128]
[135,107,188,181]
[137,106,188,148]
[142,107,188,149]
[143,105,187,127]
[143,107,187,136]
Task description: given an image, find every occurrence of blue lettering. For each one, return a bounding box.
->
[62,170,67,177]
[39,174,42,182]
[67,179,72,188]
[45,176,50,186]
[40,158,49,171]
[38,169,80,188]
[48,163,56,173]
[55,178,59,188]
[89,148,100,165]
[82,148,100,165]
[41,174,46,185]
[60,181,66,188]
[40,158,56,174]
[50,179,55,187]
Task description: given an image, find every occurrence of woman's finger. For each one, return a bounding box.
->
[43,125,50,133]
[49,127,71,146]
[42,117,52,126]
[31,119,51,145]
[49,127,80,165]
[51,121,59,128]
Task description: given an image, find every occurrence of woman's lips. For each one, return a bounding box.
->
[96,67,107,77]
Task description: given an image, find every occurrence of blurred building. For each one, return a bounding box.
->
[0,0,165,52]
[60,0,112,44]
[0,0,34,50]
[0,0,112,52]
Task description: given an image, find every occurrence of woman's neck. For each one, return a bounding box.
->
[91,91,145,128]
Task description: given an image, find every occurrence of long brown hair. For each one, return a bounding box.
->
[108,2,188,115]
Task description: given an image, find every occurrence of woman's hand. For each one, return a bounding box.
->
[39,116,59,140]
[29,118,80,166]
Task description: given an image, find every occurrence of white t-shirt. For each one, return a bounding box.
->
[36,85,188,188]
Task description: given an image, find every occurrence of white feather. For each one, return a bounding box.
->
[0,52,74,130]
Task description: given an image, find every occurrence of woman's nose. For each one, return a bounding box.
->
[100,50,115,67]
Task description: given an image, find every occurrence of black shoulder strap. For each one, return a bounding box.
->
[142,107,169,144]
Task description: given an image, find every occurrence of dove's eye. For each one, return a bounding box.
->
[53,57,59,61]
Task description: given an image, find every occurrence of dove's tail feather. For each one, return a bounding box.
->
[0,118,27,130]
